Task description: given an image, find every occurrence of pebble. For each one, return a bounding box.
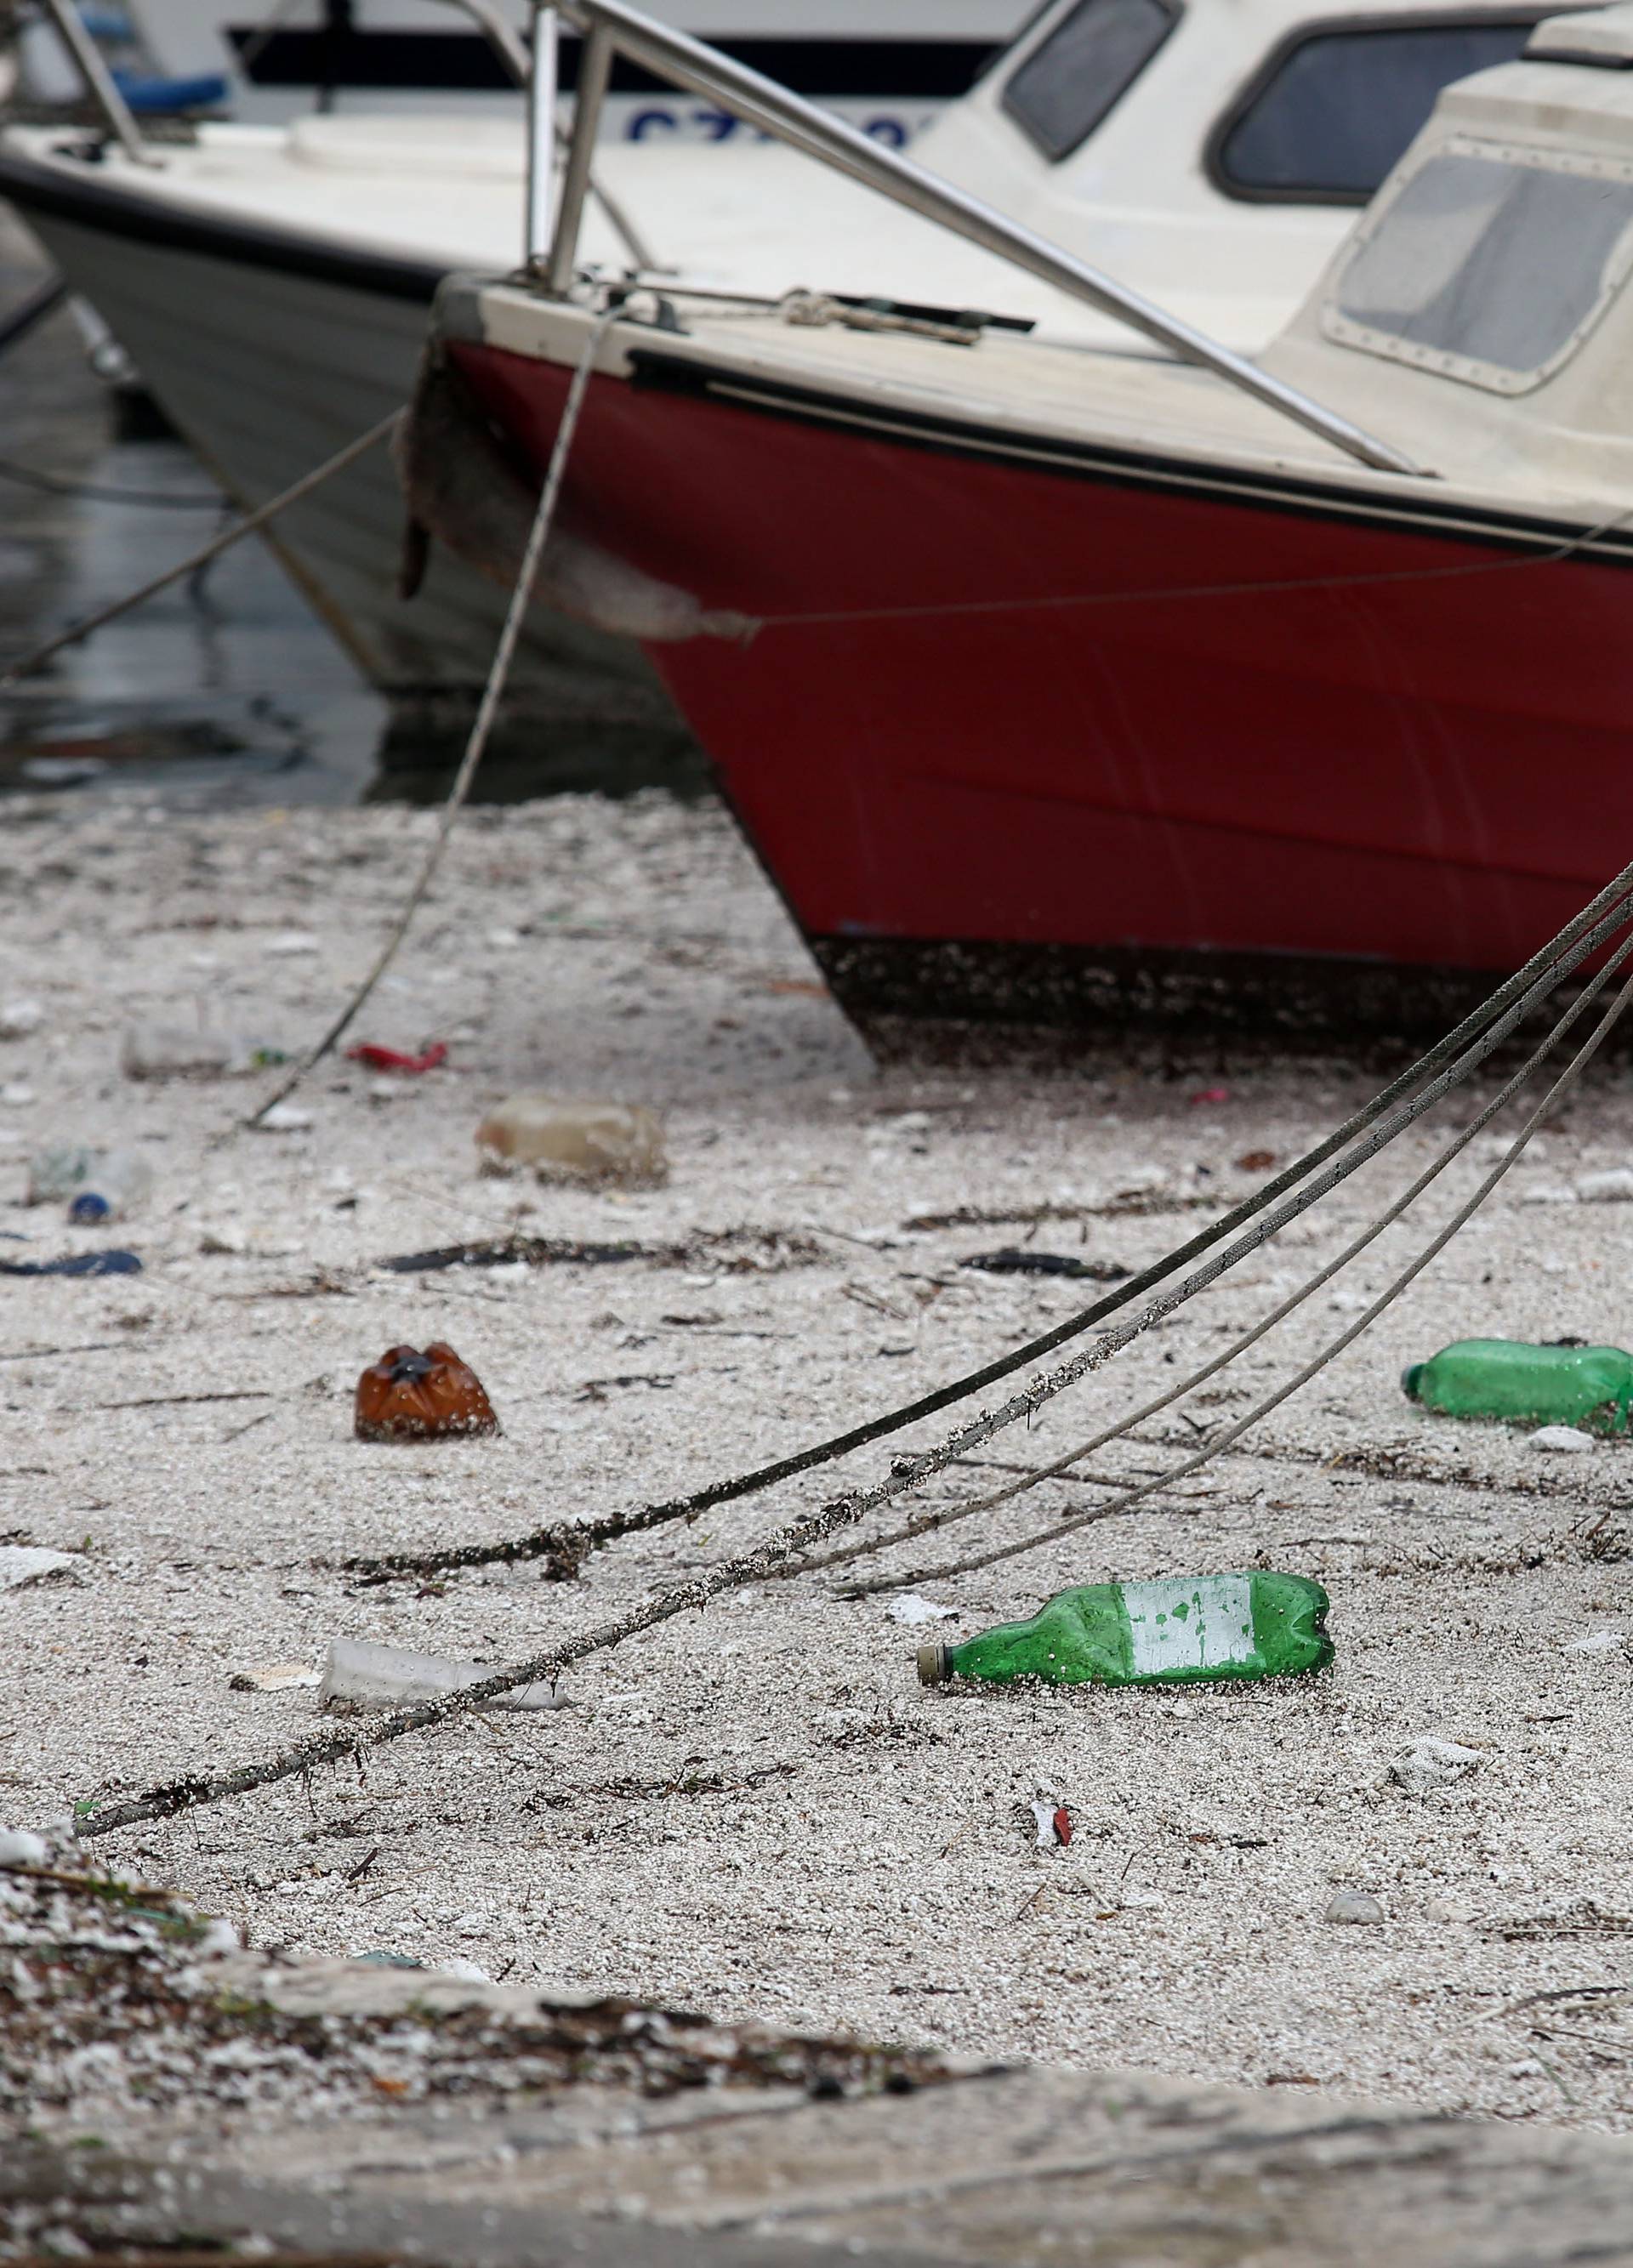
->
[23,755,105,786]
[0,1827,48,1867]
[885,1594,955,1626]
[265,931,321,957]
[1389,1737,1483,1794]
[1324,1891,1385,1924]
[228,1662,321,1692]
[1531,1425,1595,1453]
[1566,1629,1625,1654]
[1577,1167,1633,1202]
[0,1545,83,1591]
[1423,1897,1473,1923]
[0,999,43,1040]
[256,1103,314,1134]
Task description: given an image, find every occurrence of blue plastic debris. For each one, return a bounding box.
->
[0,1250,142,1276]
[111,69,230,112]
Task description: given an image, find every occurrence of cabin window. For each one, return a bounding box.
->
[1209,16,1548,202]
[1001,0,1180,162]
[1323,143,1633,390]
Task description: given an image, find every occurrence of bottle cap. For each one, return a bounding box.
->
[916,1643,951,1685]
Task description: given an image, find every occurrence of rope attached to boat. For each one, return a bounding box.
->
[42,292,1633,1827]
[75,867,1633,1835]
[834,929,1633,1594]
[367,854,1633,1594]
[0,412,399,691]
[241,311,617,1130]
[748,498,1633,635]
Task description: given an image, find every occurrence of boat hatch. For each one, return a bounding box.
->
[1321,134,1633,389]
[999,0,1181,161]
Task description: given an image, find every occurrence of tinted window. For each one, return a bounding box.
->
[1215,20,1539,200]
[1002,0,1180,162]
[1329,151,1633,385]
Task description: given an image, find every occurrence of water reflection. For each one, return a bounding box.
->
[0,418,718,810]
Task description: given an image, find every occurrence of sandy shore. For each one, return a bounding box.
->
[4,786,1633,2129]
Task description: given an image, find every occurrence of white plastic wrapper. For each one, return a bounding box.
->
[319,1638,566,1714]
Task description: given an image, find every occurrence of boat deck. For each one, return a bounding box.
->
[463,277,1624,530]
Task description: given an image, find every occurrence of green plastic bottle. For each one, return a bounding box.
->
[1402,1339,1633,1434]
[917,1572,1331,1691]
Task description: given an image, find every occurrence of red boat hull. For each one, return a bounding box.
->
[451,336,1633,1034]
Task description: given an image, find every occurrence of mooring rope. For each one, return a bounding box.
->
[0,455,228,508]
[240,311,617,1132]
[75,869,1633,1834]
[834,923,1633,1594]
[746,497,1633,635]
[364,858,1633,1583]
[0,412,399,691]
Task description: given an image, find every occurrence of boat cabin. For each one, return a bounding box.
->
[917,0,1618,315]
[1263,2,1633,492]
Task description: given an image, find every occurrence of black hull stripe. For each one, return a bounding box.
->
[230,27,999,100]
[0,145,447,304]
[626,345,1633,567]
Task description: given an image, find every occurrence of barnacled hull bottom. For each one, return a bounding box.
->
[806,932,1585,1057]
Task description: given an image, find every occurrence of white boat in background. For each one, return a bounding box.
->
[0,0,1604,754]
[122,0,1022,139]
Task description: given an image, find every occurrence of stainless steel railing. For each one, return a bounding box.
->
[421,0,655,272]
[33,0,158,165]
[26,0,657,268]
[524,0,1426,479]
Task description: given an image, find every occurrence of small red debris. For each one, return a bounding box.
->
[355,1342,499,1441]
[1029,1793,1073,1849]
[1189,1085,1231,1106]
[347,1042,448,1075]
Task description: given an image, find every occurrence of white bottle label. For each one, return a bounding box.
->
[1121,1575,1256,1676]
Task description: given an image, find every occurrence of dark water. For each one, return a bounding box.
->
[0,223,714,812]
[0,426,392,811]
[0,214,396,810]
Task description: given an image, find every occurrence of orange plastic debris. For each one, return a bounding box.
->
[354,1341,499,1442]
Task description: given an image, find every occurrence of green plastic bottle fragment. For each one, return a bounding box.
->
[1402,1339,1633,1434]
[917,1572,1331,1690]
